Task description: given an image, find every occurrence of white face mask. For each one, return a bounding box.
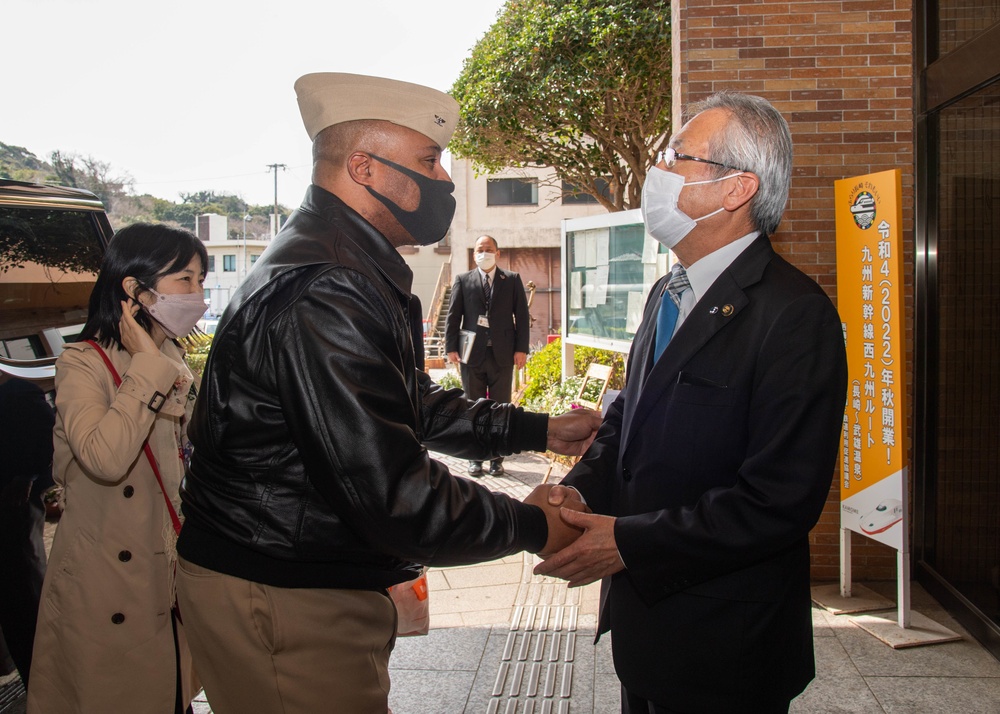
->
[640,166,744,249]
[474,251,496,271]
[143,288,208,339]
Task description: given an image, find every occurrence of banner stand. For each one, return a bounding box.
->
[810,169,960,649]
[812,533,959,649]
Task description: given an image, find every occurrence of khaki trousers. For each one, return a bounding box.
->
[176,557,396,714]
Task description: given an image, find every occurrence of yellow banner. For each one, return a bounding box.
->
[834,169,908,550]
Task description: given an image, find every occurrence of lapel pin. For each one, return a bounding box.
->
[722,304,734,316]
[709,306,719,314]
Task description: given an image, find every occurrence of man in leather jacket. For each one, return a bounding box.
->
[175,73,601,713]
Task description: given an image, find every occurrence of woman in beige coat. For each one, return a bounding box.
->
[29,223,209,714]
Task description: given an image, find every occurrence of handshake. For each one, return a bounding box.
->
[513,406,625,588]
[528,406,602,559]
[522,483,624,588]
[523,484,589,557]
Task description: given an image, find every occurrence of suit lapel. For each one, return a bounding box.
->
[466,270,485,314]
[620,238,774,453]
[489,269,506,314]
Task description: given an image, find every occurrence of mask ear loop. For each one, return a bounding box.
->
[692,205,728,223]
[684,172,744,223]
[685,171,745,187]
[125,280,151,312]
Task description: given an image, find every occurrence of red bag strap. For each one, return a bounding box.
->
[85,340,183,536]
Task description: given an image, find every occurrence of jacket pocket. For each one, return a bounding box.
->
[672,374,735,406]
[45,527,99,617]
[44,526,168,649]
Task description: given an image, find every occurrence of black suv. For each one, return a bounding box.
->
[0,180,113,385]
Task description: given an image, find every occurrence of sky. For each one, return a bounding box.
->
[4,0,509,208]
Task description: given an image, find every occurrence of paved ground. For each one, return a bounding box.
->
[4,449,999,713]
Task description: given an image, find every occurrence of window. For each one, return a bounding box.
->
[565,219,649,343]
[562,179,611,205]
[0,187,113,377]
[487,178,538,206]
[223,255,236,272]
[250,254,259,265]
[207,255,215,273]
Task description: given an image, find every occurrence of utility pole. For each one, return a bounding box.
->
[266,163,287,237]
[242,214,250,278]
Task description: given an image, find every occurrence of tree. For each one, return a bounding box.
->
[0,142,47,182]
[152,197,200,230]
[449,0,672,212]
[48,151,134,213]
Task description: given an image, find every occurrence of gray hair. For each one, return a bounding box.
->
[689,92,793,236]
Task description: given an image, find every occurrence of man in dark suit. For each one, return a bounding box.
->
[535,93,848,712]
[446,234,531,476]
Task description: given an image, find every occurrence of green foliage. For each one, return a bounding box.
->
[153,198,199,230]
[522,374,583,416]
[572,345,625,392]
[521,338,565,403]
[579,374,606,404]
[0,142,46,181]
[181,334,214,378]
[520,337,625,410]
[450,0,672,211]
[0,144,288,232]
[436,369,463,391]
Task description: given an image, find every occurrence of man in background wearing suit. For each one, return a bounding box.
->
[446,234,531,477]
[536,93,848,712]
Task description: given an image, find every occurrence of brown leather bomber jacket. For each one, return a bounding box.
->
[178,185,548,590]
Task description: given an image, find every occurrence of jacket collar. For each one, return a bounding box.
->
[290,184,414,296]
[620,235,775,451]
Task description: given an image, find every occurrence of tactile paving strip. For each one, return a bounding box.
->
[484,554,582,714]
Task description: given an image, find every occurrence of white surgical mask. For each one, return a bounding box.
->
[640,166,744,249]
[143,288,208,339]
[474,251,496,271]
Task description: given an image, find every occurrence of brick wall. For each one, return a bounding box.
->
[675,0,915,581]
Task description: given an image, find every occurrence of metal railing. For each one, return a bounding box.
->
[424,258,452,360]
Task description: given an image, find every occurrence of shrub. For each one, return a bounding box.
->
[522,374,583,415]
[572,345,626,392]
[521,338,626,406]
[436,369,463,391]
[181,333,213,378]
[521,339,565,403]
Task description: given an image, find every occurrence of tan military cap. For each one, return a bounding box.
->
[294,72,459,148]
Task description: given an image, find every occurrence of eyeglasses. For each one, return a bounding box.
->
[656,147,745,173]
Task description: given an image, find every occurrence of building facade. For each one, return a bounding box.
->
[446,160,607,347]
[673,0,999,657]
[195,213,268,316]
[407,1,999,655]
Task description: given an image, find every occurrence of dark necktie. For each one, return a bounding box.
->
[653,264,690,360]
[482,272,492,311]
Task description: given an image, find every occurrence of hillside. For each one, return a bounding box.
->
[0,142,53,183]
[0,142,286,237]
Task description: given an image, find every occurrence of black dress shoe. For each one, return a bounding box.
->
[468,461,484,477]
[488,460,505,476]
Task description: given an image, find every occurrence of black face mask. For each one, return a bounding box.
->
[365,154,456,246]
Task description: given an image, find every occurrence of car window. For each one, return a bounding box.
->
[0,183,112,382]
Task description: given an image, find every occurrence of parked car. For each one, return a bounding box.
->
[196,317,219,336]
[0,180,113,385]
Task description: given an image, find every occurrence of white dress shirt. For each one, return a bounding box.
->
[674,231,760,332]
